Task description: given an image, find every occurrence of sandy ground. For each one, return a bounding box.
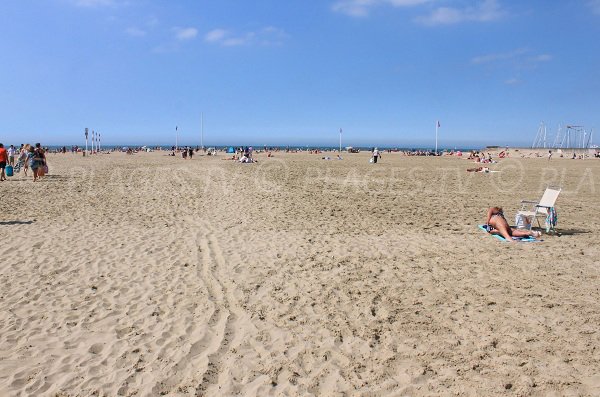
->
[0,150,599,396]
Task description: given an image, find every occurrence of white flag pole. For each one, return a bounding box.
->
[175,126,178,151]
[435,121,439,155]
[92,130,95,154]
[85,128,88,156]
[339,128,342,153]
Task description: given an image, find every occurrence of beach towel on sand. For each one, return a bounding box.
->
[478,225,540,243]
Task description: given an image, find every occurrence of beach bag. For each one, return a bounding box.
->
[5,165,13,177]
[515,213,531,230]
[43,164,49,174]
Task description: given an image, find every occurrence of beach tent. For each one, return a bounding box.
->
[227,146,235,153]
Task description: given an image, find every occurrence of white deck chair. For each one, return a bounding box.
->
[518,186,561,230]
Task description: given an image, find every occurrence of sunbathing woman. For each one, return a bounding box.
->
[485,207,541,242]
[467,166,489,173]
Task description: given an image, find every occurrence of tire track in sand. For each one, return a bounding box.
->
[194,220,242,396]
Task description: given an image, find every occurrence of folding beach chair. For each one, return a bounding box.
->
[517,186,561,231]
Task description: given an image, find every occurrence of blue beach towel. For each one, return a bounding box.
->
[478,225,540,243]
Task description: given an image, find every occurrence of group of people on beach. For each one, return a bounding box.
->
[0,143,47,182]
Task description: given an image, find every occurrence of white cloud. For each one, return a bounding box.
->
[332,0,428,17]
[146,16,159,27]
[472,48,553,84]
[471,49,552,66]
[533,54,552,62]
[471,48,527,64]
[205,29,228,43]
[588,0,600,14]
[332,0,377,17]
[416,0,505,26]
[125,27,146,37]
[70,0,116,7]
[174,27,198,40]
[204,27,288,47]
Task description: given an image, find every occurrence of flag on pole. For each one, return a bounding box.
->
[437,121,441,128]
[176,126,178,131]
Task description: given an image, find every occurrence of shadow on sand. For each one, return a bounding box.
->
[42,175,70,181]
[0,220,36,225]
[555,228,592,236]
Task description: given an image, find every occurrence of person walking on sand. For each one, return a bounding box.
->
[485,206,541,243]
[548,150,552,161]
[27,146,38,181]
[19,144,30,176]
[372,147,381,164]
[29,144,45,181]
[0,144,8,181]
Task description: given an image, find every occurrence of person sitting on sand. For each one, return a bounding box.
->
[467,166,489,173]
[485,207,541,242]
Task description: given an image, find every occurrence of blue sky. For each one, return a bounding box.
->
[1,0,599,148]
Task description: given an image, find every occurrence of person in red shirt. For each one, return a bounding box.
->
[0,143,8,181]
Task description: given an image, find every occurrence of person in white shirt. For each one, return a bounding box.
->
[7,145,16,166]
[372,148,381,164]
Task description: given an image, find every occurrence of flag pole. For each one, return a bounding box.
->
[435,121,439,155]
[339,128,342,153]
[175,126,178,151]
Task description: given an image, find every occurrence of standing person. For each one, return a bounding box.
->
[32,143,46,181]
[20,144,30,176]
[7,145,16,166]
[0,144,7,181]
[548,150,552,161]
[27,146,38,181]
[188,147,193,159]
[372,147,380,164]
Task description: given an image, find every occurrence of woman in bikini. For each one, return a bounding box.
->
[486,207,541,242]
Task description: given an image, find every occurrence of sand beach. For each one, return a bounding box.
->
[1,150,599,396]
